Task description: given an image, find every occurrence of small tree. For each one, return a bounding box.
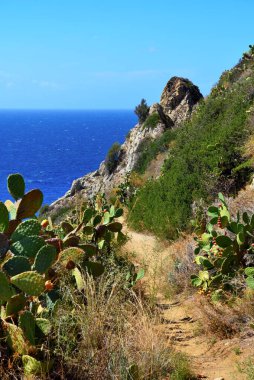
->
[105,142,121,174]
[134,98,149,124]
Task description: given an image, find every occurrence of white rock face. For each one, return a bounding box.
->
[50,77,203,208]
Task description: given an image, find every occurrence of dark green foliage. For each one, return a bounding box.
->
[105,142,121,174]
[134,129,177,174]
[129,67,254,239]
[142,112,160,129]
[134,98,149,124]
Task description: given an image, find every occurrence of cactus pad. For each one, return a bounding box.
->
[83,261,105,277]
[63,235,80,247]
[4,322,28,354]
[33,245,57,274]
[115,208,123,218]
[3,256,31,276]
[72,267,85,291]
[59,247,85,266]
[7,173,25,200]
[103,211,110,225]
[19,310,36,345]
[36,318,51,335]
[11,219,41,243]
[16,189,43,219]
[0,202,9,232]
[93,214,102,226]
[22,355,43,376]
[5,200,17,220]
[0,233,9,258]
[83,226,94,235]
[11,271,45,296]
[6,293,26,316]
[107,222,122,232]
[82,243,97,257]
[60,221,73,234]
[83,208,93,224]
[11,235,45,258]
[0,271,15,301]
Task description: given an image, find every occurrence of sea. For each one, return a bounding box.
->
[0,110,137,205]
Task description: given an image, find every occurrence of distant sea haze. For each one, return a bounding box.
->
[0,110,137,205]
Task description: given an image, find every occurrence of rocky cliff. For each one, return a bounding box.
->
[51,77,203,208]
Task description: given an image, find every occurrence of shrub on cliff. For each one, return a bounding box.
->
[134,98,149,124]
[105,142,121,174]
[142,112,160,130]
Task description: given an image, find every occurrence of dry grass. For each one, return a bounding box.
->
[164,235,197,298]
[227,185,254,218]
[51,270,192,380]
[195,297,244,339]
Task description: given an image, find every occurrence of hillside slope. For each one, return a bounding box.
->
[129,47,254,239]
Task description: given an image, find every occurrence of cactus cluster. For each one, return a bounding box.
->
[0,174,129,376]
[191,193,254,296]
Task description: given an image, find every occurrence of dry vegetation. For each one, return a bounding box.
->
[50,270,192,380]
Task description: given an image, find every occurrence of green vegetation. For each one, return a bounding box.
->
[105,141,121,174]
[0,174,125,376]
[129,54,254,239]
[134,129,177,174]
[0,174,194,379]
[134,98,150,124]
[191,193,254,297]
[142,112,160,129]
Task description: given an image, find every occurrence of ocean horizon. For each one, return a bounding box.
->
[0,109,137,205]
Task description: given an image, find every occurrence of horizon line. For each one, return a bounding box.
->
[0,108,135,112]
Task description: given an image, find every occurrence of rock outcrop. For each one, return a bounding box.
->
[160,77,203,127]
[50,77,203,209]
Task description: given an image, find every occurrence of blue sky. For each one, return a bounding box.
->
[0,0,253,109]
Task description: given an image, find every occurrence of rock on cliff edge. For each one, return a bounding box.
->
[50,77,203,209]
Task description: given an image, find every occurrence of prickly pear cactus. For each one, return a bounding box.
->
[0,173,128,377]
[191,193,254,297]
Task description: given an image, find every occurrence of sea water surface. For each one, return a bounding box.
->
[0,110,137,205]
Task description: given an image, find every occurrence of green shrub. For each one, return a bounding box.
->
[105,142,121,174]
[134,98,149,124]
[142,112,160,129]
[129,67,254,239]
[134,129,177,174]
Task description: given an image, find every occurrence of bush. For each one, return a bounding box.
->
[134,98,149,124]
[142,112,160,129]
[105,142,121,174]
[134,129,177,174]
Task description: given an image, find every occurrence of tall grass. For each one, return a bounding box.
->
[51,270,193,379]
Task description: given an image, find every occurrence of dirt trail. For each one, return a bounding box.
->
[123,228,253,380]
